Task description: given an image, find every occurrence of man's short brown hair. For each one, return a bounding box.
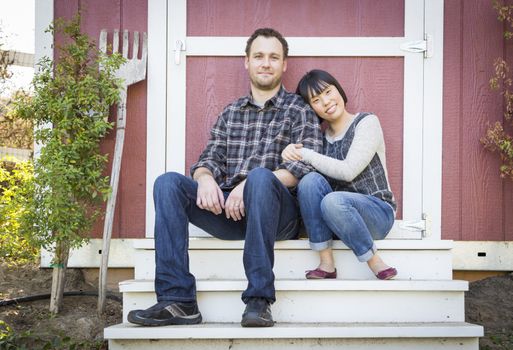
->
[245,28,289,58]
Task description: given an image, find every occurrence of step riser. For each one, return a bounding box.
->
[109,338,478,350]
[134,250,452,280]
[122,290,464,323]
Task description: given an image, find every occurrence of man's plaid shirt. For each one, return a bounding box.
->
[191,86,323,190]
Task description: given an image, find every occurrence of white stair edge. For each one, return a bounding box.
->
[104,322,483,340]
[133,238,453,250]
[119,279,468,292]
[134,248,453,280]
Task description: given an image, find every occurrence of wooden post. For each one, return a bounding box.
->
[49,241,70,314]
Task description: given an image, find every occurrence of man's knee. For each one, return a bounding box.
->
[245,167,276,188]
[154,171,185,195]
[244,168,281,205]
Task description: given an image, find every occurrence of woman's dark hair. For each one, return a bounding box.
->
[296,69,348,104]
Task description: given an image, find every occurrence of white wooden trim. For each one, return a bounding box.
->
[106,322,483,340]
[400,0,425,225]
[453,241,513,271]
[160,0,444,240]
[145,0,168,237]
[186,37,409,57]
[34,0,53,159]
[422,0,444,240]
[133,237,453,250]
[166,0,187,174]
[34,0,53,67]
[41,239,137,268]
[1,50,35,67]
[43,239,513,271]
[0,146,32,160]
[187,220,422,239]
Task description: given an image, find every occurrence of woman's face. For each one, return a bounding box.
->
[309,84,346,122]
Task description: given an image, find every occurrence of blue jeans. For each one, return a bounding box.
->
[153,168,299,304]
[297,172,394,262]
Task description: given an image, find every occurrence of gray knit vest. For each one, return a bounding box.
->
[323,112,397,211]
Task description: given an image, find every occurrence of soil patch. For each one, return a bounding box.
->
[0,263,121,349]
[466,273,513,349]
[1,263,512,349]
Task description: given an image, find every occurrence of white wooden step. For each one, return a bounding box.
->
[105,322,483,350]
[120,279,467,323]
[133,238,453,280]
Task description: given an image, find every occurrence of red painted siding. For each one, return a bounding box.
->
[52,0,513,241]
[187,0,404,37]
[186,57,404,218]
[442,0,510,241]
[54,0,147,238]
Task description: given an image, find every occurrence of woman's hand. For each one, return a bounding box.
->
[281,143,303,162]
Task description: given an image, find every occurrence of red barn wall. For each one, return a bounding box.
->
[55,0,147,238]
[442,0,513,241]
[53,0,513,241]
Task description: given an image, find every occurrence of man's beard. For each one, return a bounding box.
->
[250,73,281,91]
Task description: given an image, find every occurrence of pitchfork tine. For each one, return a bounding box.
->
[122,30,129,58]
[132,31,139,59]
[142,32,148,64]
[99,29,107,53]
[113,29,119,54]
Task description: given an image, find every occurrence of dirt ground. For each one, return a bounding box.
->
[465,273,513,349]
[0,263,512,349]
[0,263,121,349]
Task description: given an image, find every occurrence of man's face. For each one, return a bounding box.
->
[245,36,287,92]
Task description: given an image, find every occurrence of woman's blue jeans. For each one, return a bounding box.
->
[297,172,394,262]
[153,168,299,304]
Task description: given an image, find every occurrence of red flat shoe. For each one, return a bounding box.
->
[305,268,337,279]
[376,267,397,280]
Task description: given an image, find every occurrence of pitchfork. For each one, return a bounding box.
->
[98,29,147,313]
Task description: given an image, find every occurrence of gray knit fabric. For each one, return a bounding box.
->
[301,112,396,211]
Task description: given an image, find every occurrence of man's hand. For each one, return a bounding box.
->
[281,143,303,162]
[225,180,245,221]
[195,172,225,215]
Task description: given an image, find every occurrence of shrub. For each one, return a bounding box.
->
[0,93,34,149]
[0,157,38,265]
[481,1,513,180]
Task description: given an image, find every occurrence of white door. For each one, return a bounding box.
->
[146,0,444,240]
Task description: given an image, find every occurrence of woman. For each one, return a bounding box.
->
[282,69,397,280]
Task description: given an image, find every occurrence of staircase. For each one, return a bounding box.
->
[104,236,483,349]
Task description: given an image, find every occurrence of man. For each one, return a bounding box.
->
[128,28,322,328]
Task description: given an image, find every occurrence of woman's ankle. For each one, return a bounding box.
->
[317,262,336,273]
[366,254,390,275]
[318,249,336,272]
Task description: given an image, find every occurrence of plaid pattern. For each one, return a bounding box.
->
[191,86,323,190]
[325,113,397,211]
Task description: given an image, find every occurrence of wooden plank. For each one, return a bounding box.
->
[64,0,148,239]
[77,0,122,238]
[118,0,148,238]
[186,0,404,37]
[441,0,463,240]
[145,0,167,237]
[460,0,504,241]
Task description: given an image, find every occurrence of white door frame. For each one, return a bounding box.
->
[146,0,444,240]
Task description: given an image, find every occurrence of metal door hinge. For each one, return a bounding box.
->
[399,213,431,238]
[400,34,433,58]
